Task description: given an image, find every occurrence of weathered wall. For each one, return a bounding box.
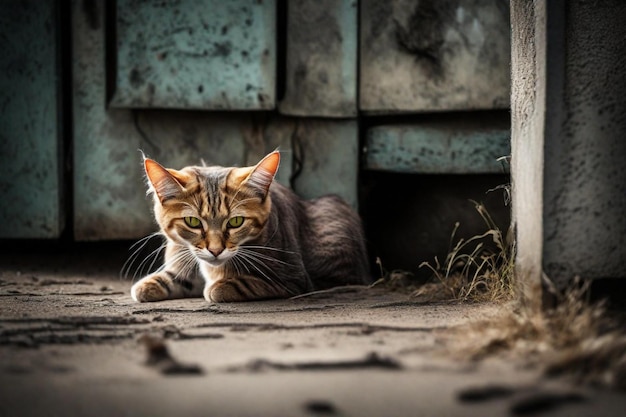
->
[511,0,626,293]
[358,0,511,273]
[510,0,545,304]
[542,0,626,285]
[279,0,357,117]
[2,0,512,258]
[0,1,64,238]
[72,1,359,240]
[111,0,276,110]
[360,0,510,112]
[365,119,510,174]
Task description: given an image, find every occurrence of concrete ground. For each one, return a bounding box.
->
[0,244,624,416]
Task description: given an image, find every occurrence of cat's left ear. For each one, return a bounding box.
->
[245,151,280,197]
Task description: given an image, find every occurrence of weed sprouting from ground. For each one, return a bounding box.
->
[416,200,515,302]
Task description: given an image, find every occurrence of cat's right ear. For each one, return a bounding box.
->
[144,159,187,203]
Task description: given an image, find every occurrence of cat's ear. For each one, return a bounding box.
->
[144,159,189,203]
[245,151,280,197]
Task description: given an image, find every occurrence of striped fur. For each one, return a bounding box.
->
[131,151,370,303]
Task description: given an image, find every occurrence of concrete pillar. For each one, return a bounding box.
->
[510,0,626,304]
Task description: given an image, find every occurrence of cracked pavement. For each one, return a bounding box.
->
[1,245,624,416]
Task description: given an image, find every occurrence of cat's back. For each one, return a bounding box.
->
[267,183,370,288]
[300,193,371,289]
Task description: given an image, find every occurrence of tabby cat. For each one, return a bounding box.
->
[130,151,370,303]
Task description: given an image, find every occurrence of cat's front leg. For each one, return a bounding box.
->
[204,275,291,302]
[131,270,203,302]
[131,242,204,302]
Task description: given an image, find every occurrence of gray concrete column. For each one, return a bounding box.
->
[511,0,626,305]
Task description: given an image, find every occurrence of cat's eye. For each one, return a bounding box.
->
[183,216,202,228]
[227,216,244,228]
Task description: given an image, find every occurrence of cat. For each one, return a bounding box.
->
[130,151,371,303]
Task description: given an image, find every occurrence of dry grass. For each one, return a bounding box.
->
[445,277,626,391]
[374,195,626,391]
[416,201,515,303]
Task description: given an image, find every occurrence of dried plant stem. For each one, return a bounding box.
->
[418,201,515,302]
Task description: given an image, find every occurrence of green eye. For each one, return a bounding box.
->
[227,216,244,228]
[183,216,202,228]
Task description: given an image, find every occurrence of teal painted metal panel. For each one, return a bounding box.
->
[73,0,153,240]
[0,0,63,238]
[111,0,276,110]
[360,0,510,112]
[292,120,359,207]
[279,0,357,117]
[366,123,510,174]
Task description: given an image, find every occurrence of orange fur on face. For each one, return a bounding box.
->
[144,152,279,256]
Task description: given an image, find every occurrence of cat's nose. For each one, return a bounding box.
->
[208,247,224,258]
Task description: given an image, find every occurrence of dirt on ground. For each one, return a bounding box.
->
[0,244,624,416]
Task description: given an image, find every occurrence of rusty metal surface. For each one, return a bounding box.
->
[0,0,63,238]
[110,0,276,110]
[279,0,357,117]
[360,0,510,112]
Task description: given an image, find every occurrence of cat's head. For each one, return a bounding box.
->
[143,151,280,268]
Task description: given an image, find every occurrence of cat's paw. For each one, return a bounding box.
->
[204,281,245,303]
[131,275,171,302]
[204,277,287,302]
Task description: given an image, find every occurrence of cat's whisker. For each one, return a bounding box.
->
[132,243,167,282]
[129,231,163,251]
[238,248,296,266]
[173,258,196,282]
[165,250,197,282]
[230,256,245,277]
[145,244,172,272]
[163,248,194,271]
[121,235,157,279]
[235,251,277,284]
[235,251,294,295]
[241,245,298,255]
[145,244,168,278]
[121,232,166,280]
